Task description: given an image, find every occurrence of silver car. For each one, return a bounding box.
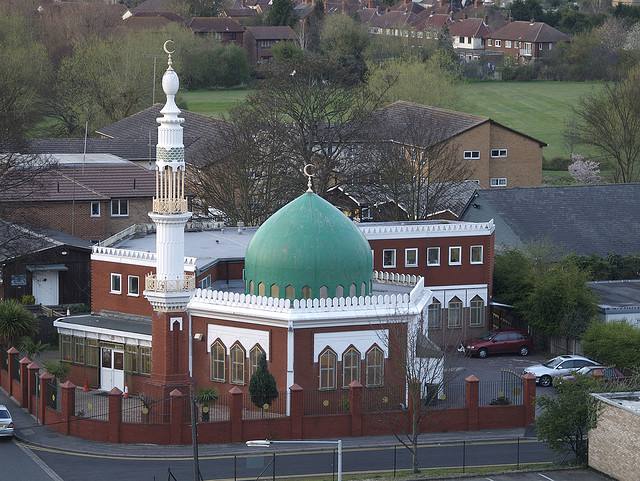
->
[523,355,599,387]
[0,405,14,437]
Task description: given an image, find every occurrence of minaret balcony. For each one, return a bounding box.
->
[145,273,195,293]
[153,198,188,214]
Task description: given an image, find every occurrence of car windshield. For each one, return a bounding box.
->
[479,332,495,341]
[543,357,564,368]
[0,410,10,419]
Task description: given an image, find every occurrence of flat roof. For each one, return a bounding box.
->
[592,391,640,416]
[55,314,151,336]
[50,153,130,164]
[588,280,640,311]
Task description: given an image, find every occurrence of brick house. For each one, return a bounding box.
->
[449,17,491,61]
[486,21,570,61]
[243,26,298,64]
[186,17,245,46]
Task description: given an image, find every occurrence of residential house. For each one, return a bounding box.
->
[588,280,640,327]
[121,0,179,19]
[187,17,245,45]
[449,17,491,61]
[486,20,569,61]
[243,26,298,64]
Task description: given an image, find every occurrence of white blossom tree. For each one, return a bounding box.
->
[568,154,602,185]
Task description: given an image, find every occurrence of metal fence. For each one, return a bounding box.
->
[363,385,406,412]
[12,354,20,381]
[193,393,231,423]
[45,379,60,411]
[303,389,350,416]
[427,382,466,410]
[0,349,7,372]
[75,389,110,420]
[243,390,287,420]
[122,396,169,424]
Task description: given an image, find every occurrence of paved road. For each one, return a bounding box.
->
[29,439,556,481]
[452,469,611,481]
[0,439,62,481]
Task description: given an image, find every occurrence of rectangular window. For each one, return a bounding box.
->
[110,273,122,294]
[505,40,512,48]
[383,249,396,268]
[139,346,151,375]
[73,336,85,364]
[86,338,99,367]
[127,275,139,296]
[459,36,464,43]
[470,245,484,264]
[467,36,472,44]
[449,246,462,265]
[490,148,508,158]
[464,151,480,160]
[405,248,418,267]
[90,201,100,217]
[61,335,72,362]
[427,247,440,266]
[124,345,138,373]
[199,275,211,289]
[495,40,501,47]
[361,207,372,220]
[110,199,129,217]
[490,177,508,187]
[488,39,492,46]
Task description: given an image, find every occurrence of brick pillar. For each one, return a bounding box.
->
[108,387,122,443]
[349,380,363,437]
[7,347,18,397]
[522,373,536,426]
[465,375,479,431]
[60,381,76,435]
[27,362,40,414]
[289,384,303,439]
[19,357,31,407]
[39,372,54,425]
[169,389,185,445]
[229,386,243,443]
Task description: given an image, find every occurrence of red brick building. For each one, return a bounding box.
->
[486,21,570,62]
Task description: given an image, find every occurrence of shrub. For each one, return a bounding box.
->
[0,299,37,347]
[582,321,640,369]
[249,353,278,410]
[43,360,69,381]
[543,156,571,171]
[20,295,36,305]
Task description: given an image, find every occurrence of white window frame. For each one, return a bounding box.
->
[490,148,508,158]
[382,249,396,268]
[319,348,337,390]
[110,273,122,294]
[427,247,440,266]
[90,201,101,217]
[505,40,512,48]
[110,199,129,217]
[464,151,480,160]
[488,39,493,46]
[199,275,212,289]
[470,245,484,264]
[469,296,485,327]
[361,207,372,220]
[449,246,462,266]
[405,248,418,268]
[490,177,508,187]
[495,39,501,47]
[127,275,139,296]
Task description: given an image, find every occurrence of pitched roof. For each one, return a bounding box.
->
[225,7,258,17]
[131,0,177,14]
[27,138,154,161]
[448,17,491,38]
[490,21,570,42]
[121,14,181,31]
[588,280,640,311]
[245,26,297,40]
[461,184,640,257]
[0,221,91,262]
[187,17,245,33]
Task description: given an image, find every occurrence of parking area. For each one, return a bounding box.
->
[442,468,613,481]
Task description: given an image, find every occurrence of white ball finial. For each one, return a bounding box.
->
[162,69,179,96]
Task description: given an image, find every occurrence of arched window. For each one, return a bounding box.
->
[210,340,226,382]
[366,346,384,387]
[335,285,344,298]
[258,282,266,297]
[361,282,367,296]
[302,285,312,299]
[319,286,328,299]
[448,297,463,328]
[319,349,337,390]
[248,281,254,295]
[249,344,265,378]
[285,285,295,300]
[270,284,279,298]
[349,283,357,297]
[469,295,485,327]
[230,343,246,385]
[428,300,442,329]
[342,347,361,387]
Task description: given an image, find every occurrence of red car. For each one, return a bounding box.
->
[461,330,533,358]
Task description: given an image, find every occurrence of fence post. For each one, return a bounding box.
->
[60,381,76,435]
[39,372,55,425]
[289,384,303,439]
[465,375,479,431]
[229,386,243,443]
[6,347,18,398]
[349,380,363,437]
[19,357,31,407]
[108,387,122,443]
[522,373,536,426]
[169,388,185,445]
[27,361,40,414]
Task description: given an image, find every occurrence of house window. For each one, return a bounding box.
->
[61,334,72,362]
[90,201,100,217]
[319,349,337,390]
[467,36,472,44]
[495,40,501,47]
[463,151,480,160]
[250,345,265,378]
[365,346,384,387]
[139,346,151,375]
[449,246,462,265]
[270,284,279,298]
[128,275,139,296]
[548,42,553,50]
[488,39,493,46]
[230,344,245,385]
[448,297,463,328]
[199,275,211,289]
[470,245,483,264]
[124,345,138,373]
[383,249,396,268]
[405,248,418,267]
[361,207,372,220]
[470,295,485,327]
[302,285,312,299]
[428,300,442,328]
[86,338,99,367]
[490,148,508,158]
[258,282,266,297]
[73,336,85,364]
[427,247,440,266]
[285,285,295,299]
[505,40,512,48]
[210,340,226,382]
[110,273,122,294]
[459,36,464,43]
[110,199,129,217]
[490,177,508,187]
[342,347,361,387]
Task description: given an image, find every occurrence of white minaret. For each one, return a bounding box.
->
[144,44,193,312]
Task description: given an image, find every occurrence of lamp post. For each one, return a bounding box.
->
[246,439,343,481]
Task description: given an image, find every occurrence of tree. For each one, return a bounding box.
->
[185,0,228,16]
[304,0,324,52]
[0,300,37,348]
[582,321,640,369]
[265,0,296,26]
[249,353,278,413]
[510,0,544,22]
[320,15,370,83]
[568,154,602,184]
[493,249,534,306]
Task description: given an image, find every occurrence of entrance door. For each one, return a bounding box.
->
[100,348,125,391]
[32,270,59,305]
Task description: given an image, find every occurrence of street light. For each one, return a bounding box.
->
[245,439,343,481]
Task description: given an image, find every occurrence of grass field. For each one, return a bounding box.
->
[182,81,602,162]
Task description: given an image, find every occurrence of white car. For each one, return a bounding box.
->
[523,355,599,387]
[0,405,14,437]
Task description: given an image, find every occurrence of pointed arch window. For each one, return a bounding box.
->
[249,344,265,378]
[366,346,384,387]
[428,300,442,329]
[230,343,246,385]
[336,285,344,298]
[319,348,337,390]
[285,285,295,300]
[258,282,266,297]
[349,283,357,297]
[248,280,254,295]
[319,286,328,299]
[342,347,361,387]
[270,284,279,298]
[448,297,463,328]
[469,295,485,327]
[210,340,226,382]
[302,285,312,299]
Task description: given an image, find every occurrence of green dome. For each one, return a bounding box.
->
[244,192,373,300]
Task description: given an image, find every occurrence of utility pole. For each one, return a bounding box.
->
[191,384,201,481]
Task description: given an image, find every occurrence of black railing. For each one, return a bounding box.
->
[45,379,59,411]
[480,379,523,406]
[243,390,287,420]
[362,385,405,412]
[304,389,350,416]
[75,389,110,420]
[427,382,466,410]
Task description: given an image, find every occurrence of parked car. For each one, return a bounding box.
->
[460,330,533,358]
[523,355,599,387]
[0,405,14,438]
[560,365,625,382]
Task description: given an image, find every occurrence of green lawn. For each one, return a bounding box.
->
[181,89,253,118]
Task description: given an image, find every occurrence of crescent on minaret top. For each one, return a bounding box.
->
[163,40,176,55]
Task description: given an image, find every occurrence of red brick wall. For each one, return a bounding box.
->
[91,260,154,316]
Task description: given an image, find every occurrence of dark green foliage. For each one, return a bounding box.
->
[18,337,49,358]
[186,0,227,16]
[249,353,278,409]
[493,249,534,306]
[272,41,304,63]
[180,43,250,89]
[0,300,37,348]
[195,388,219,403]
[566,253,640,281]
[613,4,640,22]
[305,0,325,52]
[582,321,640,369]
[510,0,544,22]
[43,360,69,381]
[321,15,370,84]
[265,0,296,26]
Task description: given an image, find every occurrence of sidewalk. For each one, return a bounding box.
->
[1,389,533,459]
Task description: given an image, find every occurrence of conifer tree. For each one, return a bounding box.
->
[249,353,279,412]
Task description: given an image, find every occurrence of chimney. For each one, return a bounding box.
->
[483,14,488,24]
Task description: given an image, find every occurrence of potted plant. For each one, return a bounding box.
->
[195,388,218,422]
